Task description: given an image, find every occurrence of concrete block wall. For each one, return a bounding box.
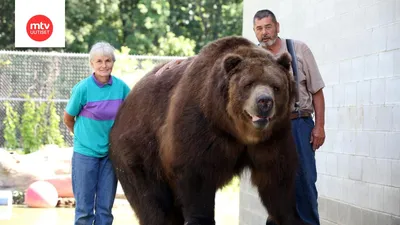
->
[240,0,400,224]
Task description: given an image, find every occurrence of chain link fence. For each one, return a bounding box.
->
[0,50,186,148]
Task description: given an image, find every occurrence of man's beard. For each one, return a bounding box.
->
[259,36,277,47]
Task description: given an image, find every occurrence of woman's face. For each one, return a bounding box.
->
[90,54,114,77]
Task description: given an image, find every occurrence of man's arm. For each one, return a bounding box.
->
[63,111,75,134]
[311,88,325,151]
[313,89,325,128]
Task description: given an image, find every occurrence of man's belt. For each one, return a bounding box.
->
[290,112,312,120]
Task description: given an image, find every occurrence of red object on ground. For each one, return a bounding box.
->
[25,181,58,208]
[44,175,73,198]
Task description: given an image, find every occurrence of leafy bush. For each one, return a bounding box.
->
[3,94,65,153]
[46,95,65,147]
[20,95,41,153]
[2,101,19,149]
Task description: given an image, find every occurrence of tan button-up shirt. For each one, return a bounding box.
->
[274,38,325,114]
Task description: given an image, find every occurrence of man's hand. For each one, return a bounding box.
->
[310,125,325,151]
[155,59,183,76]
[311,88,325,151]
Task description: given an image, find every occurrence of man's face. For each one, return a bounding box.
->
[253,16,280,47]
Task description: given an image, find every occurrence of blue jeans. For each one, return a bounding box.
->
[72,152,118,225]
[266,117,320,225]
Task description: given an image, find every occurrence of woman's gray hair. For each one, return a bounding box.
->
[89,41,116,62]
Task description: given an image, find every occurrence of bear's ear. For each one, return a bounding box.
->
[276,52,292,72]
[223,54,243,73]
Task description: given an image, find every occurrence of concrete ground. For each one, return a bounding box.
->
[2,188,239,225]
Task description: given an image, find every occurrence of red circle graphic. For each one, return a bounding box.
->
[26,15,53,42]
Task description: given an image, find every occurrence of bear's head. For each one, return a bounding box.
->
[223,47,296,144]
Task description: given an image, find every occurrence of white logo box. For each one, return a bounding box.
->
[15,0,65,48]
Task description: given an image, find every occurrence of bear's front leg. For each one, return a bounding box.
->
[250,137,305,225]
[174,167,217,225]
[252,166,302,225]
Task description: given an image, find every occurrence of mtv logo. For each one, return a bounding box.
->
[15,0,65,48]
[0,190,12,220]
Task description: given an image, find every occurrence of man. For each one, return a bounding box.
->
[253,9,326,225]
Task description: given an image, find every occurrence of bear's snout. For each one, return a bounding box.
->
[256,94,273,117]
[243,85,276,130]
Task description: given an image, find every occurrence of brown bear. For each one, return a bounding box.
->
[109,36,303,225]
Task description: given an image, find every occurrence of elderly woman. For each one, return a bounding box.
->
[63,41,130,225]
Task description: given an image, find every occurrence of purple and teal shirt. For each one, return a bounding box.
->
[65,74,130,157]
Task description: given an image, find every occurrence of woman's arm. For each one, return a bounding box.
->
[63,111,75,134]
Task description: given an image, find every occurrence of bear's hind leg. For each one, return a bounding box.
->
[175,169,217,225]
[116,165,181,225]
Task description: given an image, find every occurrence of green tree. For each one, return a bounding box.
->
[46,96,65,146]
[168,0,243,53]
[2,102,19,150]
[157,32,196,56]
[36,101,48,146]
[20,95,41,153]
[0,0,15,49]
[65,0,122,52]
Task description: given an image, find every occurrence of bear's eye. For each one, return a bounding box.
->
[244,82,254,89]
[273,86,280,92]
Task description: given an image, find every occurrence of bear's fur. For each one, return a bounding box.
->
[109,36,304,225]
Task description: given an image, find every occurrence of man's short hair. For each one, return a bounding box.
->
[253,9,277,25]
